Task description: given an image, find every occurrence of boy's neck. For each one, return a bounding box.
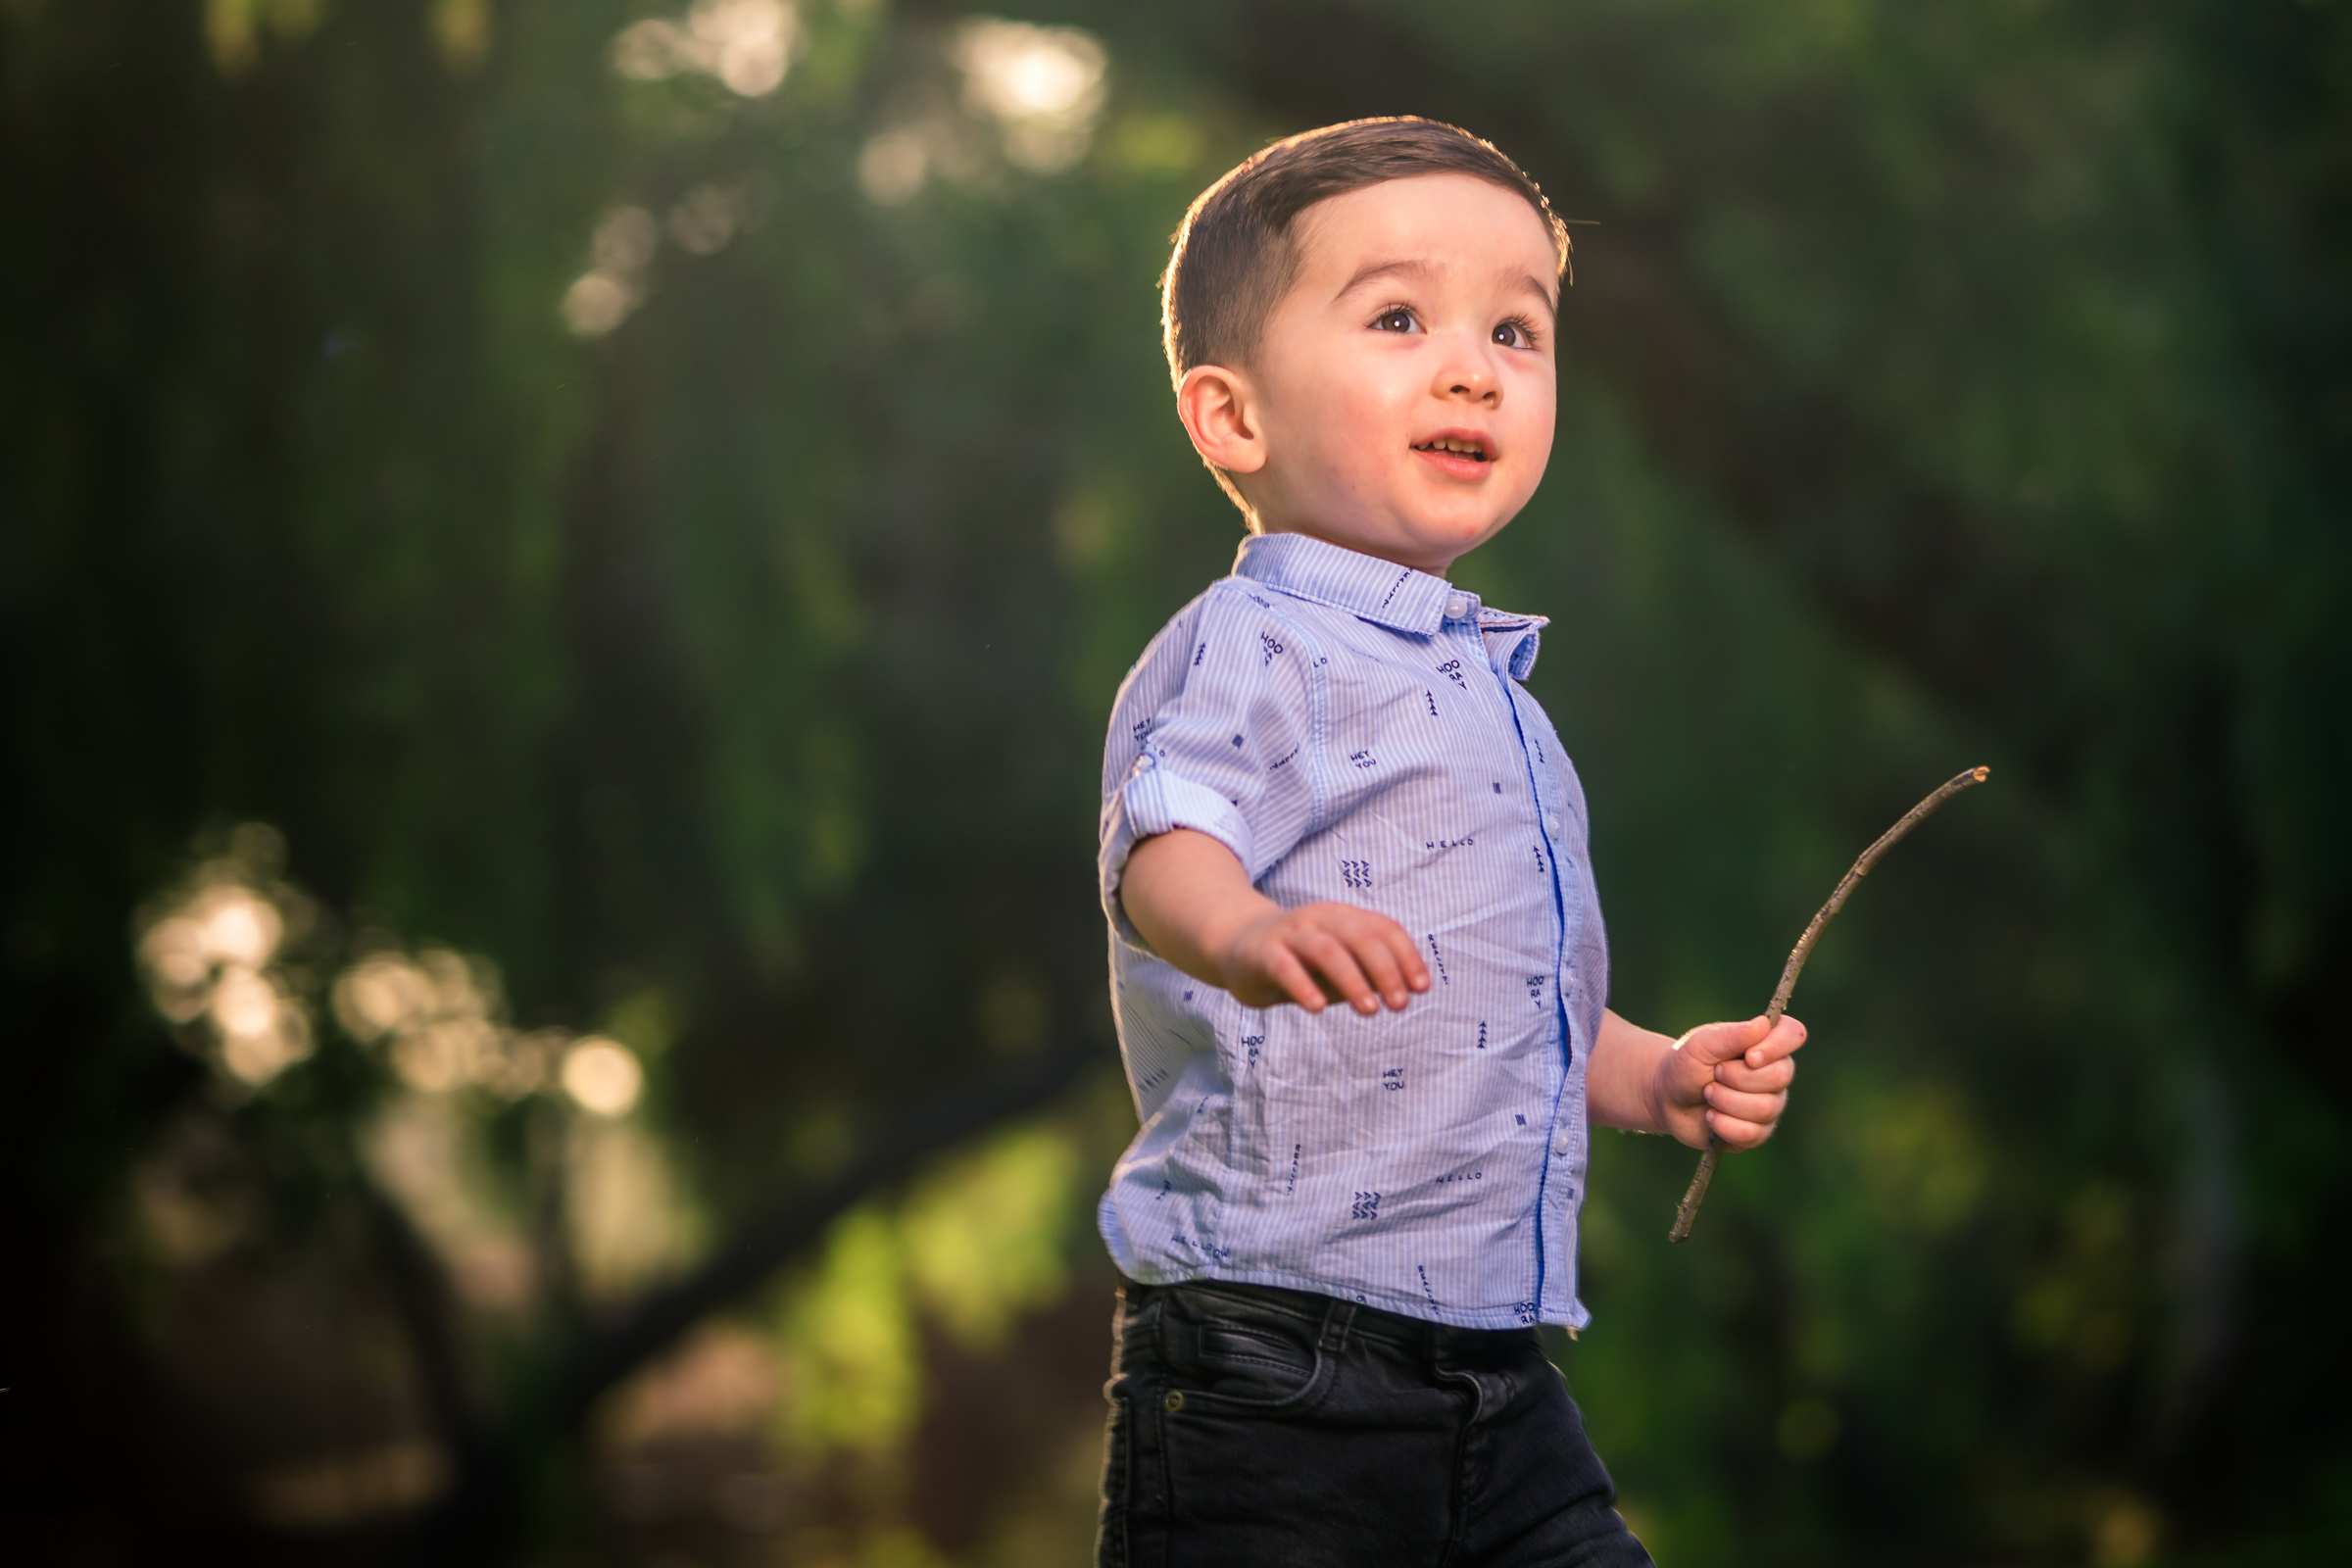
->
[1253,520,1458,580]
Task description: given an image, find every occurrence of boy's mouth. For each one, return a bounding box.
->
[1411,432,1495,475]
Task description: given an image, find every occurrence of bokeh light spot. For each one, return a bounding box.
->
[667,183,744,255]
[858,126,930,206]
[611,1,799,98]
[134,841,313,1087]
[564,272,637,337]
[427,0,491,74]
[333,953,434,1041]
[950,18,1106,172]
[564,1037,646,1116]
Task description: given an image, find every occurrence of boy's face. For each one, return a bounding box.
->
[1179,172,1560,575]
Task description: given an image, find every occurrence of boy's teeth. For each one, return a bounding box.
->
[1421,439,1487,458]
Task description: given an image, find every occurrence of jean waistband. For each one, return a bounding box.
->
[1121,1276,1535,1356]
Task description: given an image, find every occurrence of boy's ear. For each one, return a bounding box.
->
[1175,363,1267,476]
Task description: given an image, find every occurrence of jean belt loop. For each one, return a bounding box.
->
[1319,1298,1356,1353]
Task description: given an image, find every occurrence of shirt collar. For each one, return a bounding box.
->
[1232,531,1455,635]
[1479,613,1545,680]
[1231,532,1547,678]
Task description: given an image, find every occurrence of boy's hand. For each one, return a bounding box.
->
[1119,828,1430,1015]
[1217,901,1431,1015]
[1653,1015,1806,1151]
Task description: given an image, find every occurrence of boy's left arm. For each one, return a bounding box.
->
[1586,1008,1805,1150]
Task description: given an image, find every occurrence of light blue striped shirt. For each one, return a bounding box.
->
[1098,531,1607,1331]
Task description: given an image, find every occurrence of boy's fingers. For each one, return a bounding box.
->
[1703,1084,1787,1125]
[1741,1015,1807,1068]
[1384,922,1432,992]
[1680,1017,1768,1067]
[1713,1055,1796,1094]
[1343,923,1412,1008]
[1262,948,1329,1011]
[1706,1109,1778,1151]
[1296,930,1380,1014]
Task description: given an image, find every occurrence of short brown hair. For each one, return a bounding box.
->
[1161,117,1570,386]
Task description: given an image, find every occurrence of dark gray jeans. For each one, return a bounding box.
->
[1096,1278,1654,1568]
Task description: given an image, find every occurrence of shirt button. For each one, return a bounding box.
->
[1444,593,1470,621]
[1554,1135,1573,1157]
[1544,813,1562,837]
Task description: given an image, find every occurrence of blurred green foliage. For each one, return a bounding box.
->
[3,1,2348,1564]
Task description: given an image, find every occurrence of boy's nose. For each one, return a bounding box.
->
[1435,346,1501,404]
[1442,373,1500,406]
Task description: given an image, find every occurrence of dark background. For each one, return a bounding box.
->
[5,1,2348,1563]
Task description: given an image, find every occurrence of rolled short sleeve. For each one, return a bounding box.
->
[1099,587,1321,952]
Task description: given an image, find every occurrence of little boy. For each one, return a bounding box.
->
[1092,120,1804,1567]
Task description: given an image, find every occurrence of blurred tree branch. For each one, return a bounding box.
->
[408,1036,1105,1560]
[548,1037,1103,1428]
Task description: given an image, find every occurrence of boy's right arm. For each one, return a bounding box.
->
[1119,828,1430,1016]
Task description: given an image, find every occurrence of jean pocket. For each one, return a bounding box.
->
[1162,1300,1330,1413]
[1200,1321,1312,1375]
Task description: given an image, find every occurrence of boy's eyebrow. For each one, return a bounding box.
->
[1508,270,1560,318]
[1334,257,1559,318]
[1334,257,1438,300]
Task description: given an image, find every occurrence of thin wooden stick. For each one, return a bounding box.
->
[1667,765,1989,1243]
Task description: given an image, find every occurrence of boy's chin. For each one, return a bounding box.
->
[1390,513,1509,561]
[1280,507,1505,568]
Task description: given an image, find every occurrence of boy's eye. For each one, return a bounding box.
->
[1493,318,1539,349]
[1373,308,1418,333]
